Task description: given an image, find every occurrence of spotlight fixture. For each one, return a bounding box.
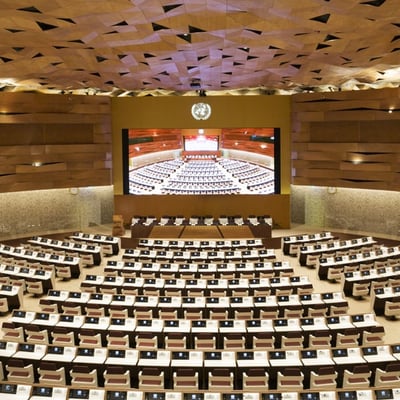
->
[190,79,201,89]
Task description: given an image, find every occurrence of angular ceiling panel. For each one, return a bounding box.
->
[0,0,398,95]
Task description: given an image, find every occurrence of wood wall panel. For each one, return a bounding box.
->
[292,88,400,191]
[0,93,112,193]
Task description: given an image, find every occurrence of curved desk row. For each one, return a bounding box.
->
[0,244,81,279]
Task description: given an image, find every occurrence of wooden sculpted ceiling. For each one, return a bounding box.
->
[0,0,399,96]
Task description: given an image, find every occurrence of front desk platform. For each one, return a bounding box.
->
[128,221,277,249]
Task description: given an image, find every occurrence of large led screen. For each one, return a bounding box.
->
[122,128,280,195]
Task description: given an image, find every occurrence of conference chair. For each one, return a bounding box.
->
[209,308,228,320]
[342,365,371,388]
[61,302,82,316]
[274,288,293,297]
[277,367,304,391]
[121,287,139,296]
[281,332,304,350]
[223,334,246,350]
[51,326,75,347]
[78,329,102,348]
[335,328,360,348]
[259,307,279,319]
[194,333,216,350]
[309,366,338,390]
[85,304,106,317]
[81,253,94,266]
[135,333,158,350]
[138,367,164,389]
[70,365,98,388]
[234,308,254,320]
[158,309,178,320]
[329,302,349,316]
[0,297,9,314]
[6,359,35,384]
[100,286,119,295]
[352,282,370,299]
[39,299,59,314]
[103,366,131,389]
[307,303,328,317]
[361,326,385,346]
[143,288,160,296]
[55,265,72,281]
[252,332,275,350]
[308,331,332,349]
[80,282,97,294]
[25,325,50,344]
[296,285,313,295]
[209,289,228,297]
[327,266,343,282]
[283,305,304,319]
[384,298,400,319]
[109,305,129,319]
[38,362,67,386]
[0,276,9,285]
[106,331,130,348]
[1,321,25,342]
[187,288,205,297]
[164,288,182,297]
[134,308,153,320]
[374,362,400,388]
[343,265,358,274]
[208,368,234,390]
[173,368,199,390]
[26,278,45,296]
[242,368,269,391]
[184,308,205,320]
[165,333,187,350]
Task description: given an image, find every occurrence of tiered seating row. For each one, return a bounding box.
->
[342,266,400,298]
[0,265,55,295]
[69,232,120,255]
[131,215,273,227]
[103,261,294,280]
[5,309,381,350]
[318,247,400,281]
[282,233,334,256]
[0,244,81,279]
[0,385,398,400]
[298,237,377,267]
[28,237,102,266]
[122,248,276,263]
[44,289,349,320]
[0,338,398,390]
[137,238,265,250]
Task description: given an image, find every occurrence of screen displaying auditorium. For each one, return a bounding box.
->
[122,127,280,195]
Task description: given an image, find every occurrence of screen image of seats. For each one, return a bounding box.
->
[122,128,280,195]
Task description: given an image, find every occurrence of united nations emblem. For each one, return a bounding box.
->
[191,102,212,120]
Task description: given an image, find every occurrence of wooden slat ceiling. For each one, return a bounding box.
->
[0,0,399,96]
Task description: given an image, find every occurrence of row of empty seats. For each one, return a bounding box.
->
[103,260,293,279]
[1,345,400,390]
[318,246,400,281]
[282,233,335,256]
[2,316,385,350]
[1,384,400,400]
[131,215,272,227]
